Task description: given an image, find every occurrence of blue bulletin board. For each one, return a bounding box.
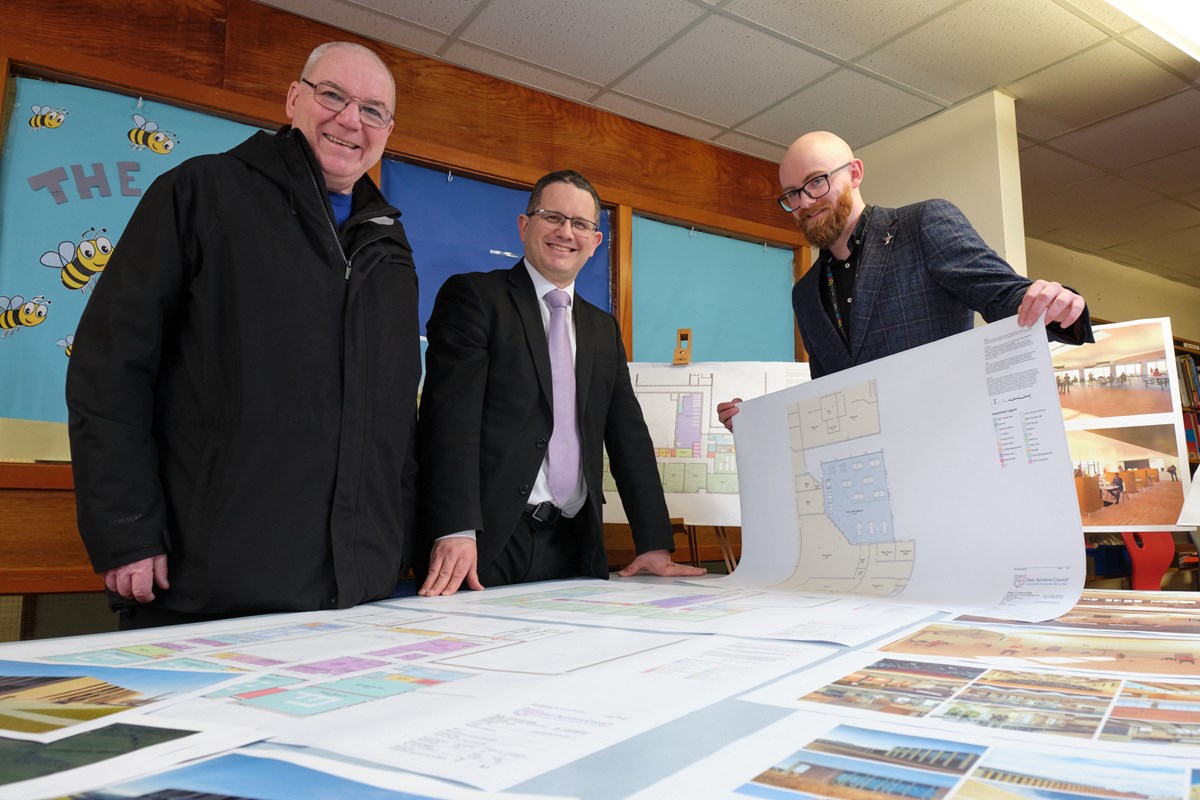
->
[631,215,795,362]
[380,160,612,337]
[0,76,262,440]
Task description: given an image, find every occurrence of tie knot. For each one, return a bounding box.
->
[544,289,571,310]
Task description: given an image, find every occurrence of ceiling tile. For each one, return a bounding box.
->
[610,15,839,127]
[1108,225,1200,263]
[737,68,943,148]
[441,42,599,103]
[857,0,1107,104]
[1007,41,1187,140]
[720,0,958,61]
[1018,145,1104,197]
[257,0,449,54]
[344,0,484,34]
[1091,246,1159,273]
[591,92,725,141]
[1064,200,1200,249]
[1124,28,1200,83]
[1022,174,1159,231]
[1121,145,1200,197]
[710,132,788,162]
[1048,90,1200,170]
[1034,229,1108,251]
[1055,0,1138,32]
[460,0,706,85]
[1159,257,1200,287]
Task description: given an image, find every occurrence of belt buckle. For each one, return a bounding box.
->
[530,501,561,524]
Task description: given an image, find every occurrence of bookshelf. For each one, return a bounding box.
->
[1175,335,1200,475]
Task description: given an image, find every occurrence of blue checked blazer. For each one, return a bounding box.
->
[792,199,1089,378]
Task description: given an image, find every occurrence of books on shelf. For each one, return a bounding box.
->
[1177,351,1200,409]
[1185,410,1200,462]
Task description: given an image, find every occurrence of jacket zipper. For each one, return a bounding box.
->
[301,152,353,281]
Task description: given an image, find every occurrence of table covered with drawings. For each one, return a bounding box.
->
[4,316,1199,799]
[3,583,1200,800]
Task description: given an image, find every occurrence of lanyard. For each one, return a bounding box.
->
[825,259,847,343]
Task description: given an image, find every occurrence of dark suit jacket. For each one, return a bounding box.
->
[792,199,1091,378]
[417,262,674,578]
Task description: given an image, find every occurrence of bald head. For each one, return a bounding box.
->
[785,131,853,167]
[779,131,858,199]
[778,131,865,252]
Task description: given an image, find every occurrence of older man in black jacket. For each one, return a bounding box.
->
[67,42,419,628]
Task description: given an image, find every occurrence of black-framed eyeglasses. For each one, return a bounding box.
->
[528,209,599,234]
[777,162,852,212]
[300,79,394,129]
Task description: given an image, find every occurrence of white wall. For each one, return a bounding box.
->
[857,91,1027,274]
[1027,238,1200,342]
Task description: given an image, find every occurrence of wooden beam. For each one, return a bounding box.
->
[613,205,635,360]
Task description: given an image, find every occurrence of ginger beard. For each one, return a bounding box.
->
[797,184,853,250]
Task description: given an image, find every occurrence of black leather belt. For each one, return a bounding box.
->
[525,501,562,524]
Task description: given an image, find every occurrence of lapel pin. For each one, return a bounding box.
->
[883,232,893,245]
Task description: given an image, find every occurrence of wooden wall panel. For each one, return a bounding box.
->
[0,487,99,594]
[0,464,72,490]
[793,246,812,362]
[6,0,228,88]
[223,0,341,103]
[613,205,635,360]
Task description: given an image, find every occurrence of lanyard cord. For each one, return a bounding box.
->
[824,205,873,345]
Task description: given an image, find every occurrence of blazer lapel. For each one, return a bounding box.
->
[508,263,554,404]
[847,206,896,361]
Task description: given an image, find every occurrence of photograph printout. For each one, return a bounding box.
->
[1050,318,1192,531]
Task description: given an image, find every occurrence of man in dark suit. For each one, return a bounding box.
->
[417,170,706,595]
[719,130,1091,427]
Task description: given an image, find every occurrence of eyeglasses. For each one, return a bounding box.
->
[528,209,599,234]
[300,79,394,129]
[777,162,852,212]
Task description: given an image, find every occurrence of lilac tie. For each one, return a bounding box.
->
[545,289,579,506]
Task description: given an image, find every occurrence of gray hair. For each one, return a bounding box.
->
[301,42,396,109]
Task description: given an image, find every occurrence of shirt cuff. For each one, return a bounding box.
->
[437,530,477,541]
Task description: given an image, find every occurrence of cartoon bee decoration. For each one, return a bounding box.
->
[128,114,178,154]
[41,228,115,293]
[0,296,50,338]
[28,105,67,130]
[57,334,75,357]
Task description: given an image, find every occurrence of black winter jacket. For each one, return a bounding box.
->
[67,127,419,616]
